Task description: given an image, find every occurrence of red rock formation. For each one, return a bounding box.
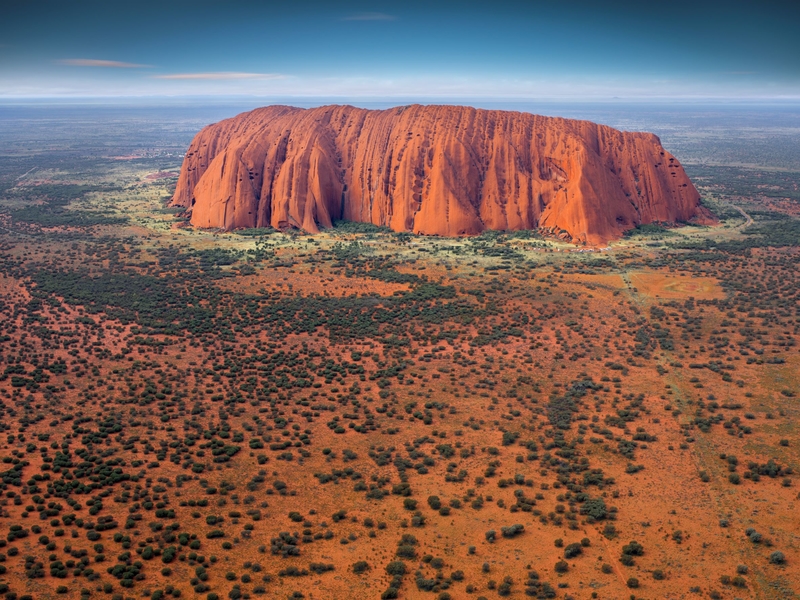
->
[171,104,705,244]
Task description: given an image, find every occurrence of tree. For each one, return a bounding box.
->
[564,543,582,559]
[353,561,369,574]
[386,561,406,576]
[769,551,786,565]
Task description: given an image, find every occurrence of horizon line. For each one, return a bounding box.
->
[1,93,800,103]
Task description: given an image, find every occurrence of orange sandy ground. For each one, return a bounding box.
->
[0,238,797,600]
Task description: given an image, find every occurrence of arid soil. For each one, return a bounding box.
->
[0,115,797,600]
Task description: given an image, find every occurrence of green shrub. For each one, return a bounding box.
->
[352,561,369,574]
[385,561,406,576]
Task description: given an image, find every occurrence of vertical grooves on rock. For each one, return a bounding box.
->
[172,104,705,245]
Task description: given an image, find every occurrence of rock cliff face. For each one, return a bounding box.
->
[171,104,704,244]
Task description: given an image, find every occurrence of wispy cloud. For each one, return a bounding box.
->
[58,59,151,68]
[153,72,284,80]
[341,12,397,21]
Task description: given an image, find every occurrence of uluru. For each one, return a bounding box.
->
[171,104,705,244]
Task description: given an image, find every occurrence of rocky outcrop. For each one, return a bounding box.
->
[171,104,705,244]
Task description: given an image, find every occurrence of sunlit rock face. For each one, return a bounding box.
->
[172,104,704,244]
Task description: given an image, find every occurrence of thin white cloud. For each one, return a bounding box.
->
[154,72,285,80]
[4,70,799,99]
[342,12,397,21]
[58,59,151,68]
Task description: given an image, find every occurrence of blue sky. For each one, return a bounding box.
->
[1,0,798,99]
